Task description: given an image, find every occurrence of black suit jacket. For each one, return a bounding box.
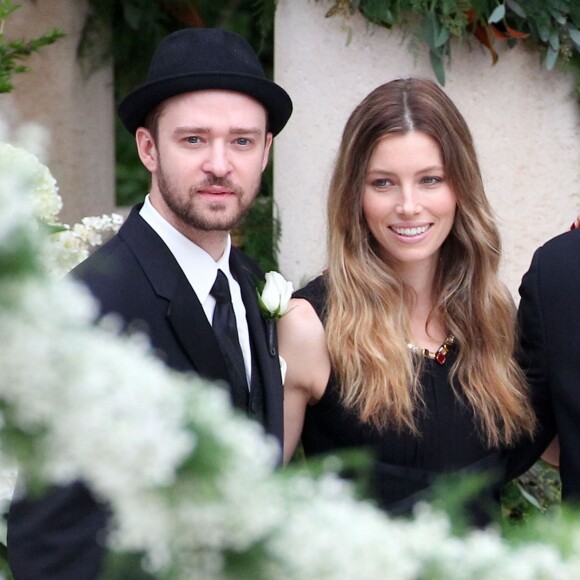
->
[507,229,580,501]
[8,205,283,579]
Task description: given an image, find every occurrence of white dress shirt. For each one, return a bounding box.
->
[140,196,252,385]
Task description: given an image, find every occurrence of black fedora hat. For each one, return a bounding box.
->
[117,28,293,136]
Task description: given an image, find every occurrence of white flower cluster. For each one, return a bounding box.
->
[0,140,123,277]
[49,213,124,276]
[3,138,580,579]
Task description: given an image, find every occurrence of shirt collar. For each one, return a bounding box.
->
[139,195,232,303]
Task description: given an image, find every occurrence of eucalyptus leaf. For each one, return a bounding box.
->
[545,46,559,70]
[421,11,438,49]
[537,24,551,43]
[550,10,567,26]
[506,0,526,19]
[488,4,506,24]
[515,481,543,510]
[549,31,560,51]
[429,49,446,85]
[435,26,450,49]
[551,0,569,13]
[360,0,394,27]
[567,24,580,49]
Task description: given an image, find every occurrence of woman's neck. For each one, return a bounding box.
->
[399,261,447,351]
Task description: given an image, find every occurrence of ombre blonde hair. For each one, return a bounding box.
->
[325,78,534,448]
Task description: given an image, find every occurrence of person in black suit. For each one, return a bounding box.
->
[508,228,580,501]
[8,27,292,579]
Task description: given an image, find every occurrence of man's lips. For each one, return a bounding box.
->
[197,186,235,197]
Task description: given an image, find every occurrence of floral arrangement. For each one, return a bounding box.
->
[2,135,580,578]
[0,139,123,277]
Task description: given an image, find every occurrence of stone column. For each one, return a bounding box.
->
[1,0,115,225]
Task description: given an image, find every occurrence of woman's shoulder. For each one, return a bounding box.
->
[293,273,328,318]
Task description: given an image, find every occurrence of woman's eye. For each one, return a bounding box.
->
[423,176,442,185]
[372,178,391,188]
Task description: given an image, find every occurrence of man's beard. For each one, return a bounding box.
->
[156,165,259,232]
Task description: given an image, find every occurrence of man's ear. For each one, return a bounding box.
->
[136,128,158,173]
[262,132,273,172]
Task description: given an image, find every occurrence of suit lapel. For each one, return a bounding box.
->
[120,208,282,447]
[231,252,283,445]
[120,207,230,385]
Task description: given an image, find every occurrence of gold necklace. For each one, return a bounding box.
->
[407,334,455,365]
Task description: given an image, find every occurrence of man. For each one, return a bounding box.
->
[8,27,292,578]
[509,228,580,501]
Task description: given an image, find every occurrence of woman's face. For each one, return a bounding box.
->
[362,131,456,273]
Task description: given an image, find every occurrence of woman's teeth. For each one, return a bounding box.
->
[391,225,430,237]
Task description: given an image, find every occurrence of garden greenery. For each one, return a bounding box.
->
[318,0,580,89]
[0,0,64,93]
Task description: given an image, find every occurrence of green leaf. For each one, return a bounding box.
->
[537,24,551,43]
[550,10,567,26]
[360,0,395,27]
[515,481,543,510]
[435,26,450,49]
[545,46,559,70]
[549,31,560,51]
[488,4,506,24]
[421,11,439,49]
[567,24,580,49]
[506,0,526,19]
[429,49,446,85]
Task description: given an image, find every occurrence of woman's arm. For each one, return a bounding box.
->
[277,298,331,464]
[541,436,560,467]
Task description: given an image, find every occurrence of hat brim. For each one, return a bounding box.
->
[117,72,293,136]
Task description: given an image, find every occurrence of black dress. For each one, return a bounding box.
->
[294,275,504,526]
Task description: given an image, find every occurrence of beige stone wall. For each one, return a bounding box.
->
[1,0,115,225]
[274,0,580,298]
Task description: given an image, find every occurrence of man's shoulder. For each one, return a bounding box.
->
[536,228,580,259]
[531,229,580,289]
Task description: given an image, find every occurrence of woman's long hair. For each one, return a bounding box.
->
[326,78,534,447]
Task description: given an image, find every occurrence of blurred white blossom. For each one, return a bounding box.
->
[2,128,580,580]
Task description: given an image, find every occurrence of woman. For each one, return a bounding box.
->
[278,78,536,524]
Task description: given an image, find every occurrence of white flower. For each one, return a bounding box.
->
[258,271,293,320]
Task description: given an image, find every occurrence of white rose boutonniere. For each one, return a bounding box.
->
[257,272,293,366]
[257,271,294,321]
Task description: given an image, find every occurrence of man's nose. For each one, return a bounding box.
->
[202,143,232,177]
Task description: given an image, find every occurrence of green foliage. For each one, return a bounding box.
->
[0,0,64,93]
[235,160,281,272]
[502,460,562,525]
[317,0,580,90]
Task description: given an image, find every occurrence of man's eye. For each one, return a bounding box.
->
[235,138,251,146]
[186,136,201,144]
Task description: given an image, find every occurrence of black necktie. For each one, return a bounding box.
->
[210,269,249,411]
